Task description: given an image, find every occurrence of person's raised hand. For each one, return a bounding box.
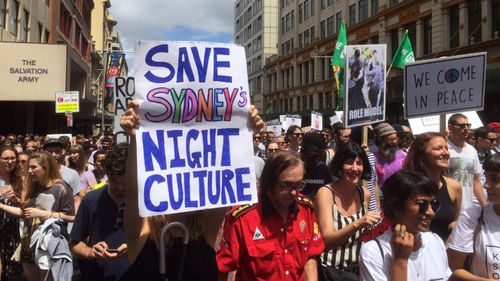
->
[391,224,413,261]
[249,105,264,133]
[120,100,141,137]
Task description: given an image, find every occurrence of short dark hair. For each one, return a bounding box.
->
[102,136,112,144]
[381,171,438,220]
[483,153,500,172]
[93,149,107,162]
[103,143,128,177]
[448,113,467,125]
[474,126,493,140]
[286,125,302,136]
[330,141,371,180]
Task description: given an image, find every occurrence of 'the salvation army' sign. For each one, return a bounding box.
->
[134,41,257,217]
[404,53,486,118]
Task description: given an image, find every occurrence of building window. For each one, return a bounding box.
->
[299,3,303,23]
[290,98,294,111]
[9,0,19,36]
[449,5,459,48]
[302,96,307,111]
[309,95,314,110]
[405,22,416,56]
[390,29,399,58]
[59,3,72,39]
[304,0,311,21]
[336,11,342,33]
[319,93,323,110]
[371,0,378,16]
[423,16,432,55]
[326,15,335,36]
[468,0,482,43]
[493,0,500,38]
[320,20,326,39]
[389,0,398,6]
[349,4,356,26]
[0,0,6,27]
[38,22,43,42]
[20,8,29,41]
[321,0,326,9]
[359,0,368,22]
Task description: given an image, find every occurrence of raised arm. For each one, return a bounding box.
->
[120,100,151,264]
[315,186,380,250]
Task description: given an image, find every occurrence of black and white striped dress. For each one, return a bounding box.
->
[320,184,366,272]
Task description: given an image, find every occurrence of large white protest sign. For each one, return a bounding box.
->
[404,52,486,118]
[408,111,483,135]
[134,41,257,217]
[311,111,323,131]
[113,77,135,144]
[344,44,387,128]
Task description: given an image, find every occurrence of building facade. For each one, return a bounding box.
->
[235,0,279,111]
[0,0,95,135]
[263,0,500,123]
[91,0,127,132]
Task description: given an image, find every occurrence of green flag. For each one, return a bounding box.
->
[331,20,347,70]
[391,30,415,68]
[331,20,346,110]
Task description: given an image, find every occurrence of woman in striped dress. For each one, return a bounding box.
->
[315,142,382,280]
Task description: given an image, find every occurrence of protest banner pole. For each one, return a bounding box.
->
[362,125,368,147]
[439,114,446,135]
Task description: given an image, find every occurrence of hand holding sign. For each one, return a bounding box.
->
[120,99,141,137]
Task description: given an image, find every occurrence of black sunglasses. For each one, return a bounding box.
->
[292,133,303,138]
[454,123,471,129]
[416,199,441,215]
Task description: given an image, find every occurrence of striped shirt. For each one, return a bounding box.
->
[366,152,379,212]
[321,185,366,271]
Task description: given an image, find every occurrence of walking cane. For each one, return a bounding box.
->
[159,222,190,281]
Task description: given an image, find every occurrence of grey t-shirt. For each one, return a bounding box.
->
[60,165,81,196]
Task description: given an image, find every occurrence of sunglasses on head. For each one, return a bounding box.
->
[454,123,471,129]
[416,199,441,215]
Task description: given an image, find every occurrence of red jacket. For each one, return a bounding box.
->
[217,195,324,281]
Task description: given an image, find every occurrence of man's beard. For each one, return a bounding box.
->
[379,142,399,162]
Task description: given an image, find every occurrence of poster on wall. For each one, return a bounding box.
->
[344,44,387,128]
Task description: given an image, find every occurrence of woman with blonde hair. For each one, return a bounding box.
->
[403,132,462,241]
[0,151,75,281]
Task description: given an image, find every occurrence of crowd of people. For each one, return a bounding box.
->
[0,106,498,281]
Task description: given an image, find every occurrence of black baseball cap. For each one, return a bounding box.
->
[43,138,63,149]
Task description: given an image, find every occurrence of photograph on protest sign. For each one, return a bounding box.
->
[113,77,135,143]
[266,119,282,135]
[283,114,302,131]
[404,52,486,119]
[344,44,386,127]
[311,111,323,131]
[134,41,258,217]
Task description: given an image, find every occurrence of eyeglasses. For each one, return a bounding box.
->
[278,180,306,192]
[1,157,16,162]
[292,133,303,138]
[454,123,471,129]
[416,199,441,215]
